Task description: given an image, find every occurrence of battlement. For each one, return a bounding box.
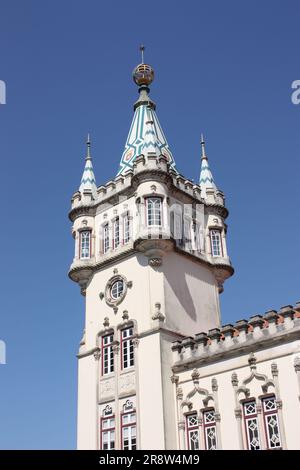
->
[172,303,300,371]
[70,154,226,218]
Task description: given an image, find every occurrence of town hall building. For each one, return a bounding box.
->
[68,53,300,450]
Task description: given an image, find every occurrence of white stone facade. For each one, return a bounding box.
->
[69,65,300,450]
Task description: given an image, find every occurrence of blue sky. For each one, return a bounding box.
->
[0,0,299,449]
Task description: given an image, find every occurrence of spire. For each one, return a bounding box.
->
[79,134,97,198]
[141,108,161,158]
[117,47,177,175]
[199,134,217,191]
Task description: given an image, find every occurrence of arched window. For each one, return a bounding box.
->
[210,230,222,257]
[80,230,91,259]
[100,406,115,450]
[146,197,162,226]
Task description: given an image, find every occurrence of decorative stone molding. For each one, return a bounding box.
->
[171,374,179,385]
[191,368,200,383]
[99,292,104,300]
[263,310,279,324]
[119,372,135,394]
[112,343,120,355]
[152,302,165,322]
[103,317,110,328]
[93,348,101,361]
[220,324,235,339]
[172,303,300,372]
[122,310,129,321]
[294,356,300,372]
[149,257,162,267]
[132,338,139,349]
[176,386,183,400]
[231,372,238,387]
[212,377,218,392]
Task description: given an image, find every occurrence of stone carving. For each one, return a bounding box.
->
[93,349,101,361]
[149,257,162,267]
[100,378,114,398]
[103,317,110,328]
[152,302,165,321]
[119,372,135,393]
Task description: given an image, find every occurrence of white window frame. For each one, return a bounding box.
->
[210,229,222,257]
[203,409,217,450]
[103,224,110,253]
[146,197,162,227]
[243,401,261,450]
[102,334,114,375]
[80,230,91,259]
[121,411,137,450]
[262,397,282,449]
[123,213,130,244]
[113,217,120,249]
[121,327,134,370]
[100,415,115,450]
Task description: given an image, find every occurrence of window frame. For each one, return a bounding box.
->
[185,412,200,450]
[79,230,91,259]
[203,408,217,450]
[103,223,110,254]
[100,414,115,450]
[120,327,134,370]
[101,333,114,376]
[120,409,137,450]
[261,396,282,450]
[113,217,120,249]
[210,229,223,257]
[242,400,261,450]
[146,197,163,227]
[123,212,130,244]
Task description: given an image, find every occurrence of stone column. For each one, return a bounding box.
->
[231,372,244,450]
[113,342,120,449]
[212,378,222,450]
[294,356,300,402]
[176,387,185,450]
[272,363,287,449]
[93,347,101,450]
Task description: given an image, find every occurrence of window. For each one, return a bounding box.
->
[121,410,136,450]
[121,327,134,369]
[80,230,91,259]
[100,414,115,450]
[146,198,162,226]
[262,397,281,449]
[103,224,109,253]
[113,218,120,249]
[210,230,222,257]
[102,334,114,375]
[123,213,130,244]
[243,401,261,450]
[203,410,217,450]
[111,280,124,300]
[186,413,200,450]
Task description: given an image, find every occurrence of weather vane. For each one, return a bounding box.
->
[140,44,145,64]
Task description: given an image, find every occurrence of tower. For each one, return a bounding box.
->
[68,52,233,450]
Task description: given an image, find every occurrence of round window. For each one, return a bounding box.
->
[111,280,124,300]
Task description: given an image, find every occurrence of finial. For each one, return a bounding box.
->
[201,133,207,160]
[140,44,145,64]
[133,45,154,87]
[86,133,91,160]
